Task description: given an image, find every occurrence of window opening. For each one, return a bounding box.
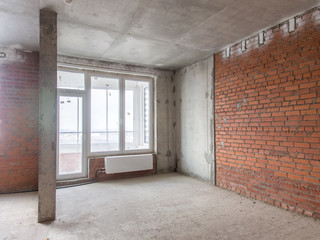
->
[57,68,154,180]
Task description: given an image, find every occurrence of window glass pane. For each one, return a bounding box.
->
[91,76,120,152]
[58,96,83,175]
[57,71,85,90]
[125,80,150,150]
[144,87,150,144]
[125,90,134,146]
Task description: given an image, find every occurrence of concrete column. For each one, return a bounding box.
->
[38,8,57,223]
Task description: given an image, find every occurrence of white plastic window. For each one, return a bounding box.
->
[125,80,150,151]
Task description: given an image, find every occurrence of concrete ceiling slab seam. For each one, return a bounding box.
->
[0,0,320,69]
[180,0,320,51]
[57,21,119,59]
[129,0,227,43]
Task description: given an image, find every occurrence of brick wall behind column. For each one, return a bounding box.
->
[215,7,320,218]
[0,50,39,193]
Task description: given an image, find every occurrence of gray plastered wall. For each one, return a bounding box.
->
[174,56,215,183]
[155,70,176,172]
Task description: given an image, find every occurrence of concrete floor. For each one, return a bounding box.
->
[0,173,319,240]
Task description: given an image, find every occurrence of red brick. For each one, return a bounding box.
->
[294,142,309,148]
[304,115,319,121]
[294,105,309,110]
[300,93,316,99]
[285,85,298,91]
[275,172,287,177]
[301,110,317,115]
[215,7,320,220]
[0,51,39,193]
[303,176,320,184]
[285,111,300,116]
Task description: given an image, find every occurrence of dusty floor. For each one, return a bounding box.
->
[0,173,319,240]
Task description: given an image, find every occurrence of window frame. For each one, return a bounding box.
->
[57,67,87,91]
[88,71,123,156]
[57,67,155,162]
[87,71,154,157]
[122,74,154,155]
[57,89,87,181]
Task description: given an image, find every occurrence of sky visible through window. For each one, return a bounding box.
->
[58,71,151,152]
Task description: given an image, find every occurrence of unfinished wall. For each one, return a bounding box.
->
[215,7,320,218]
[58,56,176,173]
[155,70,176,172]
[175,57,215,182]
[0,47,39,192]
[0,52,175,193]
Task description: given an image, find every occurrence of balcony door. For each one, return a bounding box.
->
[57,93,86,180]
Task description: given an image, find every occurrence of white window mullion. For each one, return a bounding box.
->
[105,90,108,148]
[81,93,87,177]
[86,71,91,157]
[139,87,145,145]
[120,76,125,153]
[149,81,154,150]
[133,87,140,147]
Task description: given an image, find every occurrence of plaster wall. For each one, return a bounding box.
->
[175,57,215,182]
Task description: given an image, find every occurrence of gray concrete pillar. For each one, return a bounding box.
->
[38,8,57,223]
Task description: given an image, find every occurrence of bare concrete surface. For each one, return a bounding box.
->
[0,0,319,69]
[175,57,215,183]
[38,8,57,223]
[0,173,319,240]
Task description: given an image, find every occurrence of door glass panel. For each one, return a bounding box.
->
[58,96,83,175]
[91,77,120,152]
[125,80,150,150]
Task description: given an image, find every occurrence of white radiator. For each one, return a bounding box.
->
[104,154,153,174]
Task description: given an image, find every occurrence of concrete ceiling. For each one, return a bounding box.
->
[0,0,319,69]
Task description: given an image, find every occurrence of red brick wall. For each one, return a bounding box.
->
[215,8,320,218]
[0,50,39,193]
